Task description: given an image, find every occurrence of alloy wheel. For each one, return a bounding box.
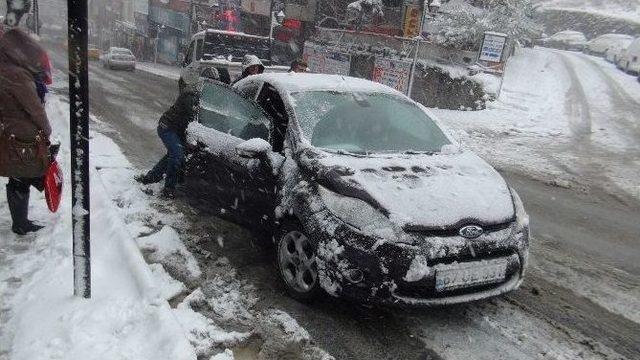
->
[278,230,318,293]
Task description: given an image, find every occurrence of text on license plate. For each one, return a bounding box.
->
[435,259,507,292]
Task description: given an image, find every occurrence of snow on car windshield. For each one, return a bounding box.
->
[292,91,451,154]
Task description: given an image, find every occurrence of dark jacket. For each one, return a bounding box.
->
[158,89,199,142]
[0,29,52,141]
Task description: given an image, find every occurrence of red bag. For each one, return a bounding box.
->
[44,160,63,213]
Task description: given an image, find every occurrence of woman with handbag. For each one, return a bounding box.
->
[0,29,52,235]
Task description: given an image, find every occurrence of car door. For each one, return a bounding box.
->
[185,80,278,228]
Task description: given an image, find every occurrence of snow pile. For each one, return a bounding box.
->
[173,289,252,357]
[137,225,203,287]
[0,96,196,360]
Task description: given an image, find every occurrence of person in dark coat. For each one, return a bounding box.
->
[0,29,52,235]
[232,54,264,85]
[135,68,219,198]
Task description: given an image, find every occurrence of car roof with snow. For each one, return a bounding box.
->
[242,73,401,96]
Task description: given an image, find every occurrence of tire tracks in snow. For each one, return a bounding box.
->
[538,50,640,202]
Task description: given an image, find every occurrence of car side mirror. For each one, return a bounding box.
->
[236,138,272,160]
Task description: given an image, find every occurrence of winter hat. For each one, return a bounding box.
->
[200,67,219,81]
[0,28,47,75]
[241,54,264,73]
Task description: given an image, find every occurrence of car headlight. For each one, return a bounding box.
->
[509,187,530,235]
[317,185,398,238]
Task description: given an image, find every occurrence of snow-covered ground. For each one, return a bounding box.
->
[433,47,640,201]
[534,0,640,24]
[0,91,330,359]
[0,96,196,360]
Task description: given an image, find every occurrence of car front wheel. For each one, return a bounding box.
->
[276,221,322,302]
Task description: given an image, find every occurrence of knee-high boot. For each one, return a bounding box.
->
[6,184,44,235]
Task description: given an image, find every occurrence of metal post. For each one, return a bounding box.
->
[68,0,91,298]
[268,0,274,62]
[407,39,420,98]
[32,0,39,35]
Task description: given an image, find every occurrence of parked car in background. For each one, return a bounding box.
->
[101,47,136,71]
[616,38,640,74]
[540,31,587,51]
[183,73,530,306]
[605,37,635,63]
[584,34,634,56]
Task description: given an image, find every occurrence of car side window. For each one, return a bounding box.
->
[184,41,195,66]
[257,84,288,153]
[199,81,271,142]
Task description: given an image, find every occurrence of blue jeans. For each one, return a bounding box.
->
[147,125,184,189]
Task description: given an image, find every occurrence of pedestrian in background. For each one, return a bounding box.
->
[135,68,219,198]
[0,29,52,235]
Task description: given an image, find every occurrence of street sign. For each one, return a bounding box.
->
[479,32,508,63]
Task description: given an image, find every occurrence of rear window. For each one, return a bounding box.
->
[201,32,270,62]
[113,49,132,55]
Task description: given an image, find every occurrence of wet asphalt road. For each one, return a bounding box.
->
[47,43,640,359]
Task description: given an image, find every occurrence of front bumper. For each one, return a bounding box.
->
[295,188,529,306]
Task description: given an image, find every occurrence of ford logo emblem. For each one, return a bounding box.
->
[459,225,484,239]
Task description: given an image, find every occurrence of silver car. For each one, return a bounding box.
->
[102,47,136,71]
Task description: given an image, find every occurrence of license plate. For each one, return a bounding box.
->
[435,259,507,292]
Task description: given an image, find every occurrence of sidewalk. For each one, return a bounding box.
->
[137,61,181,81]
[0,95,196,360]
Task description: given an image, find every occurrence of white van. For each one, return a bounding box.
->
[179,29,287,90]
[617,38,640,74]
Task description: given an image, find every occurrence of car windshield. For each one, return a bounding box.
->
[292,91,451,154]
[113,49,131,55]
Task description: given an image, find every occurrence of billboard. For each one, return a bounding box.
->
[303,45,351,76]
[403,5,421,38]
[285,0,317,22]
[241,0,271,16]
[372,58,412,94]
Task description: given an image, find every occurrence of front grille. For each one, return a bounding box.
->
[404,221,513,237]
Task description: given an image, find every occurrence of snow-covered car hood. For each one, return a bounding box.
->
[299,149,515,230]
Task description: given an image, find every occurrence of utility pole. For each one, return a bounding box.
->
[68,0,91,299]
[32,0,39,35]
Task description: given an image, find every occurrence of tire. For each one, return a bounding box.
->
[275,220,322,302]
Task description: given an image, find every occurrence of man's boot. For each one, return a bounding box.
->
[7,185,44,235]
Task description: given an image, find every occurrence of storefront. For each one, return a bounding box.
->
[148,3,190,64]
